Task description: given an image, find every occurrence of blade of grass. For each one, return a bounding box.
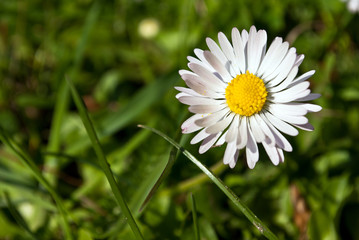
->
[160,161,226,196]
[0,128,73,240]
[45,0,101,184]
[66,76,144,240]
[190,193,200,240]
[138,125,279,240]
[4,192,37,240]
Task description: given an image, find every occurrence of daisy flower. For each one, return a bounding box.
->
[175,26,321,169]
[342,0,359,13]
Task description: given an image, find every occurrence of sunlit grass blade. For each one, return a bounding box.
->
[0,128,73,240]
[160,161,226,196]
[138,125,279,240]
[66,76,144,240]
[4,192,37,240]
[190,193,200,240]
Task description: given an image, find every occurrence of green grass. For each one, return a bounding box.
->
[1,0,359,239]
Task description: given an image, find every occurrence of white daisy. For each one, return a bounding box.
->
[175,26,322,169]
[342,0,359,13]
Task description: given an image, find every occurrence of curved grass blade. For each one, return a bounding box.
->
[160,161,226,196]
[190,193,200,240]
[4,192,37,240]
[66,76,144,240]
[138,125,279,240]
[0,128,73,240]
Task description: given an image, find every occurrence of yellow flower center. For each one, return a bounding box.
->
[225,71,267,117]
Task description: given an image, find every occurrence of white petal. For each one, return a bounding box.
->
[203,50,232,82]
[225,114,240,142]
[266,48,297,87]
[249,116,266,142]
[206,113,235,134]
[218,32,239,76]
[268,103,307,116]
[295,54,305,66]
[262,111,299,136]
[257,37,284,77]
[229,150,240,168]
[288,70,315,88]
[223,141,237,165]
[193,48,214,70]
[189,104,226,114]
[283,103,321,113]
[254,114,276,146]
[291,90,312,103]
[206,37,228,66]
[188,63,227,89]
[277,148,285,163]
[190,128,210,144]
[295,93,321,102]
[181,114,205,133]
[262,140,280,165]
[175,92,188,99]
[199,132,222,154]
[183,80,219,98]
[268,66,298,93]
[178,96,225,106]
[179,69,195,76]
[292,122,314,131]
[175,87,203,97]
[231,27,246,73]
[263,46,295,81]
[260,39,289,78]
[187,56,209,69]
[261,114,293,151]
[215,131,227,147]
[247,27,267,74]
[271,82,310,103]
[237,116,248,149]
[246,125,259,169]
[195,108,229,127]
[302,103,322,112]
[181,73,220,96]
[241,29,249,43]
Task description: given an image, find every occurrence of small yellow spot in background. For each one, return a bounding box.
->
[138,18,160,39]
[225,71,267,116]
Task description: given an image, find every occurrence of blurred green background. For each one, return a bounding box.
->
[1,0,359,239]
